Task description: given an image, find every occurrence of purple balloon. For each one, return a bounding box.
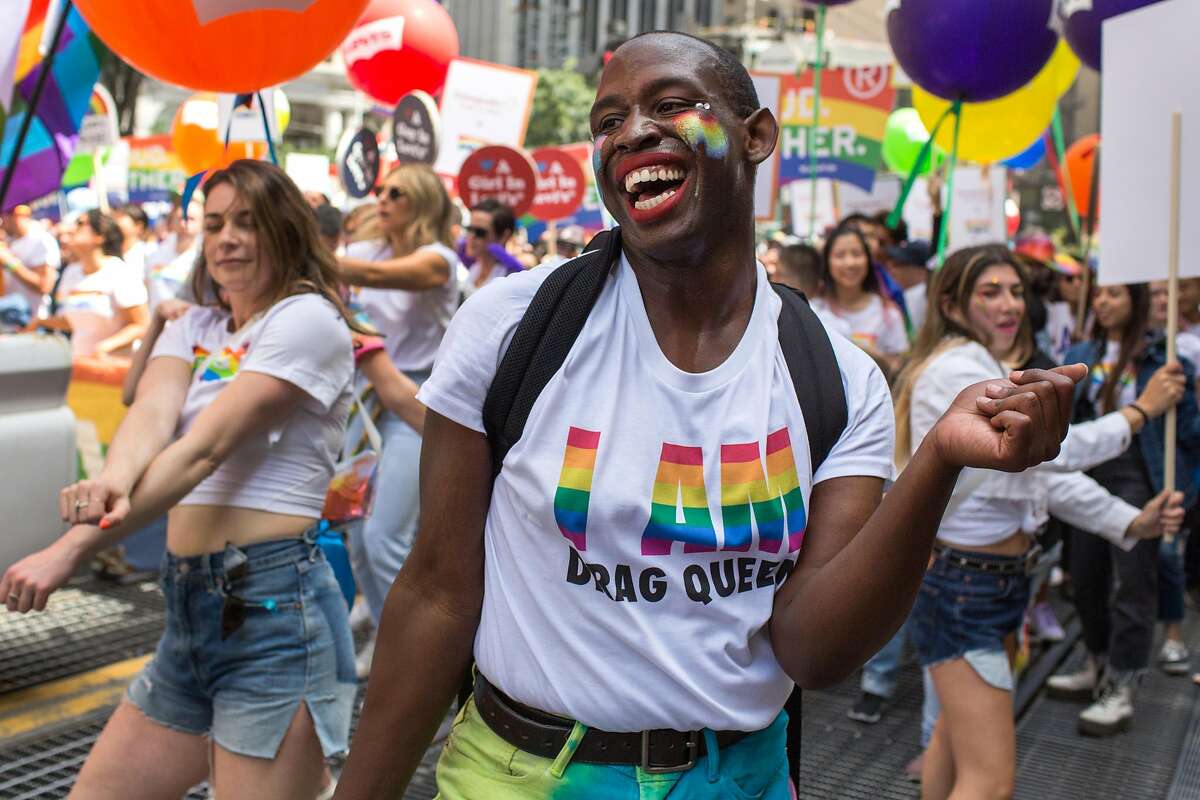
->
[1060,0,1168,71]
[887,0,1058,102]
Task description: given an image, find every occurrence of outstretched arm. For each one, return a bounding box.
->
[334,411,491,800]
[338,249,451,291]
[771,365,1085,688]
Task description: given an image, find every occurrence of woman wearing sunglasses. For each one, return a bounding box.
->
[1,161,360,800]
[334,163,459,675]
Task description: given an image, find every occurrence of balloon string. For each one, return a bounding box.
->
[1050,106,1082,240]
[257,91,279,165]
[934,99,963,268]
[806,2,828,240]
[885,101,956,230]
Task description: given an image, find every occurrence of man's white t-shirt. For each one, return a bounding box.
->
[343,239,459,372]
[54,257,148,356]
[811,294,908,355]
[418,254,895,733]
[6,227,61,311]
[143,240,198,312]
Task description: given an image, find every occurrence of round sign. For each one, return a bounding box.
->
[529,147,587,221]
[456,145,539,218]
[339,129,381,199]
[392,90,441,166]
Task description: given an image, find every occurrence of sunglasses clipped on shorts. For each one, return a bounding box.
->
[372,186,405,201]
[218,542,279,641]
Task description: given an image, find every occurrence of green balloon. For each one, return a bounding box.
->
[882,107,946,176]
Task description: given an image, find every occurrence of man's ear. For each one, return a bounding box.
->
[744,108,778,166]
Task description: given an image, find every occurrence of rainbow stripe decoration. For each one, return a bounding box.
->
[0,6,102,210]
[642,443,718,556]
[553,427,600,550]
[192,343,250,383]
[720,429,807,554]
[674,106,728,159]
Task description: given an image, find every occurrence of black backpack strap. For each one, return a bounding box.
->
[772,283,848,473]
[482,228,622,477]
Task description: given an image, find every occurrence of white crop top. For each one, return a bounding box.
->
[150,293,354,517]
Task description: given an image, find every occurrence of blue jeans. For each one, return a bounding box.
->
[121,515,167,572]
[0,294,31,330]
[860,617,940,746]
[127,533,356,759]
[1160,533,1187,624]
[356,369,429,625]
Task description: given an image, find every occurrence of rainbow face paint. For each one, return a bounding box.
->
[674,103,729,159]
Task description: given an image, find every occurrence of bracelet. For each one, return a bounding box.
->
[3,259,18,272]
[1129,403,1151,426]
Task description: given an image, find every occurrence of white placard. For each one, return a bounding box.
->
[789,179,837,236]
[1099,0,1200,286]
[948,165,1007,249]
[218,90,279,144]
[433,58,538,178]
[286,152,332,196]
[750,72,782,221]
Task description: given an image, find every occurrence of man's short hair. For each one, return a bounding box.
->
[625,31,760,119]
[117,204,149,230]
[472,197,516,238]
[314,204,344,241]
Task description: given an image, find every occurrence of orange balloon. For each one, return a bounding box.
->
[74,0,369,93]
[172,93,273,174]
[1063,133,1100,220]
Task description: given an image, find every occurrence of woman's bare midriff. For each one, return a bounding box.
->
[936,529,1032,558]
[166,505,317,555]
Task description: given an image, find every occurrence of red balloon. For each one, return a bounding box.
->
[342,0,459,106]
[74,0,369,93]
[1063,134,1100,220]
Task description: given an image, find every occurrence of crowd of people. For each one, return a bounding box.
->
[0,29,1193,800]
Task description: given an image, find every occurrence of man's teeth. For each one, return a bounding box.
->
[634,189,677,210]
[624,166,685,194]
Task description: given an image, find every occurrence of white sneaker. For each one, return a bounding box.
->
[1159,639,1190,675]
[355,634,375,680]
[349,597,374,634]
[1047,656,1100,700]
[1078,683,1133,736]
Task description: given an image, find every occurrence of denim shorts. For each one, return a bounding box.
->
[127,534,357,759]
[909,548,1031,692]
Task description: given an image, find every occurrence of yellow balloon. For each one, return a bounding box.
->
[1049,39,1081,98]
[915,47,1062,164]
[274,89,291,135]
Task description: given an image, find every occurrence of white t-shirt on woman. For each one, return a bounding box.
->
[150,293,353,518]
[418,255,895,733]
[54,257,148,356]
[343,239,459,372]
[812,294,907,355]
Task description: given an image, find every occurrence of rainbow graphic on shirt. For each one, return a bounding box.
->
[1088,359,1136,402]
[720,429,807,554]
[674,107,729,159]
[192,343,249,382]
[642,443,718,555]
[553,427,600,550]
[61,290,112,316]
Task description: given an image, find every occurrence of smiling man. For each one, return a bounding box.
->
[334,33,1086,800]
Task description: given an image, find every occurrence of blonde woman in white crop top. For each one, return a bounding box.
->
[1,161,361,800]
[892,245,1185,800]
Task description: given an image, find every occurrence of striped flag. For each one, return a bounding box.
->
[0,3,103,211]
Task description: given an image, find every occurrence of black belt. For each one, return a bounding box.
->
[933,543,1041,577]
[472,674,752,774]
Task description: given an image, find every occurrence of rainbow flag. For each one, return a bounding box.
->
[0,4,102,211]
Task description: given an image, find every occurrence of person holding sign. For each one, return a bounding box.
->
[336,163,460,676]
[335,32,1092,800]
[1050,282,1200,736]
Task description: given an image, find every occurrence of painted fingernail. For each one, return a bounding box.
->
[99,519,110,530]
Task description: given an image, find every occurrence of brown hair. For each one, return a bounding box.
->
[1091,282,1151,414]
[190,160,364,332]
[892,245,1034,466]
[381,163,456,250]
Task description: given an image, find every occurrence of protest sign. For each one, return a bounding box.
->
[338,128,380,199]
[125,135,186,203]
[530,146,586,221]
[433,58,537,178]
[392,90,440,165]
[775,65,895,192]
[457,145,538,217]
[947,166,1007,249]
[1099,0,1200,286]
[76,85,118,155]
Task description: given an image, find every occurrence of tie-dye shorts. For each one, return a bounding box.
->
[434,695,792,799]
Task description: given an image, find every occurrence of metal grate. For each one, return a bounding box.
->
[0,578,164,693]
